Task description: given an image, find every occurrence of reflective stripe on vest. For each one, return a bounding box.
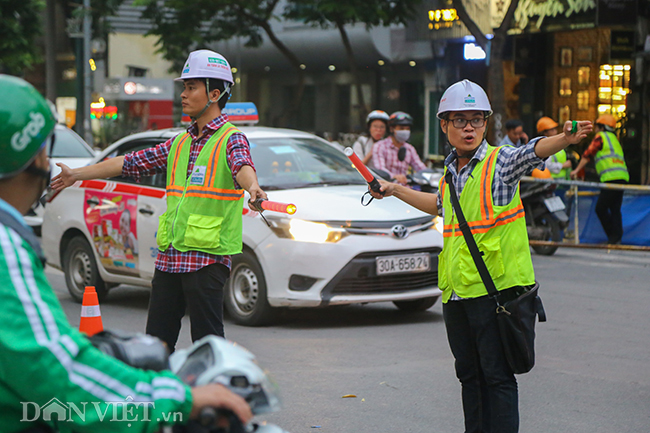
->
[157,123,245,255]
[594,131,629,183]
[437,145,535,302]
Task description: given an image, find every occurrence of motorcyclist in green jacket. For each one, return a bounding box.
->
[0,74,252,433]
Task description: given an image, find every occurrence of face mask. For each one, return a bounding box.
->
[394,130,410,143]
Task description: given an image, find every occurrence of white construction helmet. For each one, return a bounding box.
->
[175,49,234,84]
[437,79,492,119]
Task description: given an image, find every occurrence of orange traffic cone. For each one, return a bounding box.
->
[79,286,103,336]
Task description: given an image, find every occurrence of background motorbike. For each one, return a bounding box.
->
[373,167,442,193]
[91,330,289,433]
[520,181,569,256]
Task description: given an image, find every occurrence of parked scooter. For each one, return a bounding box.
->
[90,330,289,433]
[520,181,569,256]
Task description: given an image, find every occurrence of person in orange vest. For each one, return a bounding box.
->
[0,75,252,432]
[52,50,267,350]
[571,114,629,244]
[369,79,592,433]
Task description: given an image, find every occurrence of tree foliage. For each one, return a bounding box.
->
[0,0,45,74]
[285,0,421,116]
[137,0,285,70]
[137,0,306,124]
[452,0,521,143]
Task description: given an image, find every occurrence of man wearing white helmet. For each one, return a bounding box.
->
[352,110,389,167]
[370,79,592,432]
[52,50,267,351]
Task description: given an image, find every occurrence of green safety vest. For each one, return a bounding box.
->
[157,122,245,255]
[595,131,629,183]
[437,145,536,303]
[550,150,570,180]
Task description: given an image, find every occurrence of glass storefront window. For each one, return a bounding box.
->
[598,64,631,119]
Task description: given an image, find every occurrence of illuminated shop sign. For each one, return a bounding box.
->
[513,0,596,31]
[464,43,487,60]
[428,9,459,30]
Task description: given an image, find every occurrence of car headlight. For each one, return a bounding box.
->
[288,219,347,243]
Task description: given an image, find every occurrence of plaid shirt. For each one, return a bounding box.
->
[437,139,544,301]
[582,134,603,159]
[371,138,427,182]
[122,114,255,273]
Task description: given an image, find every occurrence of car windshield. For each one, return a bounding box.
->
[250,137,365,189]
[50,127,95,158]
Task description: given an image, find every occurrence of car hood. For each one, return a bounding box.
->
[261,185,433,222]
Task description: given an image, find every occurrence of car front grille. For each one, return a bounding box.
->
[331,271,438,294]
[320,247,441,301]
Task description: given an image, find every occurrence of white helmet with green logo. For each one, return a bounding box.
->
[0,75,56,179]
[437,79,492,119]
[175,50,234,84]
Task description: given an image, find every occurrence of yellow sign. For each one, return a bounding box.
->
[428,9,459,30]
[429,9,458,22]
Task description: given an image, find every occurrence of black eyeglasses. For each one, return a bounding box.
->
[449,118,486,129]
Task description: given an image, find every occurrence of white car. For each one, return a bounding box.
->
[26,124,96,231]
[42,126,443,325]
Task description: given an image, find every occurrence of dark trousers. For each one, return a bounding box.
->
[443,294,519,433]
[595,180,626,244]
[145,263,230,351]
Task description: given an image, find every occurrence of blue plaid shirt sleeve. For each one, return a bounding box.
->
[492,137,544,206]
[494,137,545,185]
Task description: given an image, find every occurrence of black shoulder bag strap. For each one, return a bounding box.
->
[0,207,46,267]
[444,170,500,300]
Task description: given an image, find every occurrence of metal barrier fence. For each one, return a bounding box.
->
[520,176,650,252]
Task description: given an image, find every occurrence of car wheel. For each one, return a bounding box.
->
[393,296,439,312]
[63,236,108,303]
[225,250,275,326]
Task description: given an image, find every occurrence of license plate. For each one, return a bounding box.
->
[376,253,431,276]
[543,196,565,212]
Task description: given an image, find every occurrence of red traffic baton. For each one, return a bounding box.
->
[258,199,296,215]
[250,198,297,215]
[344,147,383,195]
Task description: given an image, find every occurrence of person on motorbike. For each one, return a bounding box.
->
[369,79,592,433]
[371,111,427,185]
[352,110,389,167]
[498,119,528,147]
[0,74,252,432]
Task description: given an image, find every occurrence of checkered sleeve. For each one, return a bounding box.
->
[408,145,427,171]
[226,132,255,189]
[582,135,603,160]
[495,137,545,186]
[121,137,173,182]
[371,141,389,173]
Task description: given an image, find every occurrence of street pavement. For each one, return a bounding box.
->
[46,247,650,433]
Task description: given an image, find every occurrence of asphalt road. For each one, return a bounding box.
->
[46,247,650,433]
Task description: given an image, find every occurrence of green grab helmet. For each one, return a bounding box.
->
[0,75,56,179]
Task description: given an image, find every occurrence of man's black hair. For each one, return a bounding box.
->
[206,78,230,110]
[504,119,523,131]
